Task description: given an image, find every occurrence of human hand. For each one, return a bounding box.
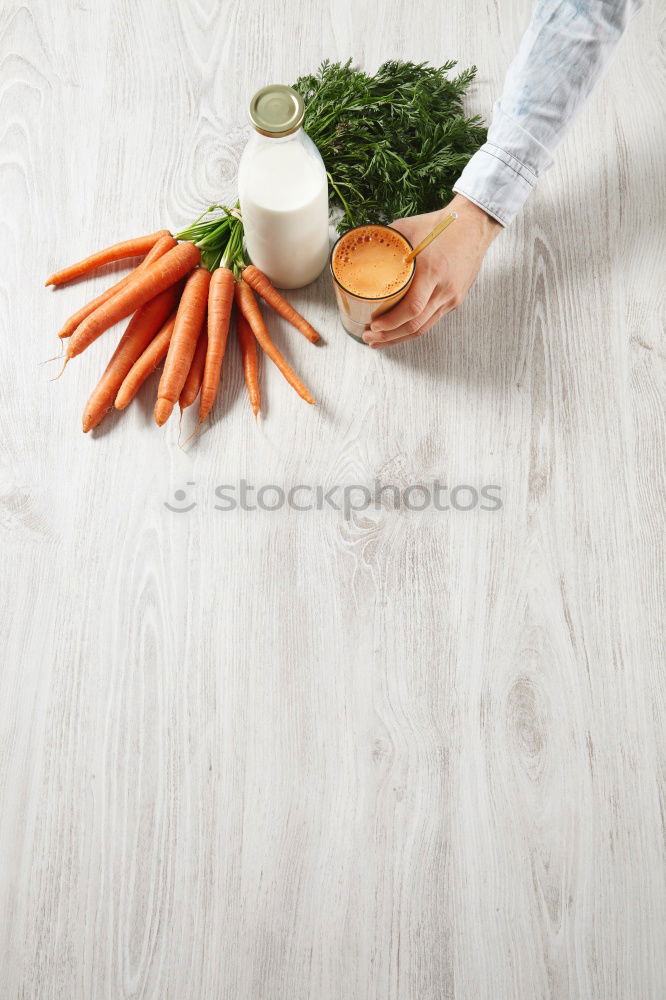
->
[363,194,502,347]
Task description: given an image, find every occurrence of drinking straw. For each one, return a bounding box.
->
[403,212,457,264]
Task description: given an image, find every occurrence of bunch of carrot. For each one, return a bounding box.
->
[46,221,320,434]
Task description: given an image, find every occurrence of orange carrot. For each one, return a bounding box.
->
[66,241,200,361]
[59,235,177,339]
[199,266,234,423]
[241,264,320,344]
[154,267,211,426]
[234,280,314,405]
[82,282,182,432]
[45,229,170,286]
[179,331,208,411]
[236,309,261,416]
[114,313,177,411]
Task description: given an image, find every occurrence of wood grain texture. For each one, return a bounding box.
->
[1,0,665,997]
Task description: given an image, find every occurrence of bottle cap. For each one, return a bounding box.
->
[248,85,305,137]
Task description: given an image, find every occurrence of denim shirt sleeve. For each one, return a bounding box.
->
[453,0,644,225]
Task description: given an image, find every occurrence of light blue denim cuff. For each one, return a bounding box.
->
[453,104,555,226]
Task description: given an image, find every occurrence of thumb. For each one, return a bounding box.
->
[369,272,434,334]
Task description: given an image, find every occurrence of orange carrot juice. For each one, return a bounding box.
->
[330,225,415,341]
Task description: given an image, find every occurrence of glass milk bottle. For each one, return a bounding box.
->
[238,85,329,289]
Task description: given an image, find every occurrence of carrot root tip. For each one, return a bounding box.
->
[180,424,201,449]
[49,357,69,381]
[154,397,173,426]
[39,351,64,365]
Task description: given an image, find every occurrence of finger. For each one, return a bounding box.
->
[368,295,455,345]
[366,287,438,344]
[370,331,416,347]
[370,303,452,348]
[365,271,436,339]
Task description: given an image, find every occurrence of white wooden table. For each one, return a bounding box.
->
[2,1,665,997]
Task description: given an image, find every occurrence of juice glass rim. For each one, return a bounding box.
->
[329,224,415,301]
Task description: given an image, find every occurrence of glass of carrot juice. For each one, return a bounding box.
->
[329,224,415,342]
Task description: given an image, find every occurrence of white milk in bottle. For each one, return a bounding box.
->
[238,85,329,289]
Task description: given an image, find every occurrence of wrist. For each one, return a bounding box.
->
[448,194,503,243]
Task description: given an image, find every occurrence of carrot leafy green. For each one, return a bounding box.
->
[295,59,486,232]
